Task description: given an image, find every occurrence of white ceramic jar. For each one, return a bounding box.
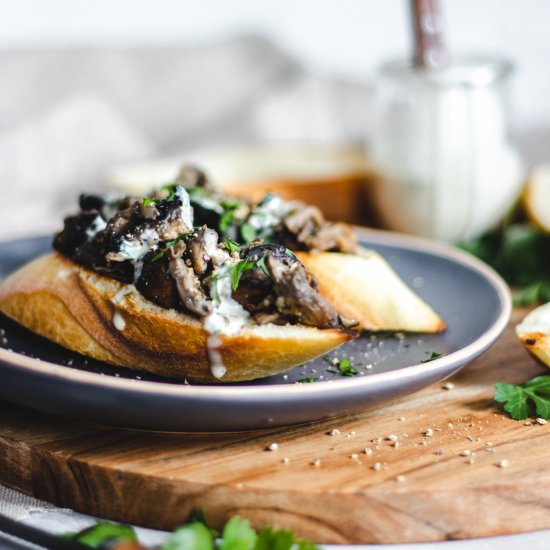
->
[370,57,524,243]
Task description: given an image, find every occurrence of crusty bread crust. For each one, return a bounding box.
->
[0,253,354,383]
[296,249,446,333]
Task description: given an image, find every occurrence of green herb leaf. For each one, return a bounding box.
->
[162,183,177,202]
[421,351,444,363]
[64,521,136,548]
[336,358,358,377]
[513,280,550,307]
[255,527,294,550]
[256,255,270,278]
[494,376,550,420]
[229,259,256,291]
[240,222,257,243]
[222,238,241,253]
[142,197,156,207]
[162,521,214,550]
[220,516,257,550]
[297,377,317,383]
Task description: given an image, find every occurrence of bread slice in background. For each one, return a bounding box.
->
[296,249,446,333]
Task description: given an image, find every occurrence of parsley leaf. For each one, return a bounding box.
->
[421,351,444,363]
[142,197,156,207]
[163,521,213,550]
[64,515,320,550]
[162,183,177,202]
[229,259,256,291]
[335,358,358,377]
[220,516,257,550]
[297,377,318,383]
[240,222,257,243]
[64,521,136,548]
[222,238,241,253]
[494,376,550,420]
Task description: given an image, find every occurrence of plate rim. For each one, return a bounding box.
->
[0,228,511,400]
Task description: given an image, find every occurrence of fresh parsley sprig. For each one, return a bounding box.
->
[494,375,550,420]
[327,357,358,377]
[64,515,319,550]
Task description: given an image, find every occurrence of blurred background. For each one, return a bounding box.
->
[0,0,549,243]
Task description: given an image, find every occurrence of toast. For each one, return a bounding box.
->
[0,253,354,383]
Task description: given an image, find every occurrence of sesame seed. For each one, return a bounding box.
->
[350,453,358,459]
[392,441,401,448]
[399,417,406,421]
[267,443,279,451]
[424,429,434,437]
[328,429,341,436]
[485,447,495,453]
[536,418,548,425]
[467,457,475,465]
[364,448,373,455]
[372,462,383,471]
[459,450,471,457]
[387,434,399,442]
[282,457,290,464]
[312,458,321,466]
[442,382,455,390]
[447,423,454,429]
[497,460,509,468]
[524,421,533,426]
[396,475,406,483]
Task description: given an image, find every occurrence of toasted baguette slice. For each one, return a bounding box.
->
[295,249,446,333]
[516,302,550,368]
[0,253,354,383]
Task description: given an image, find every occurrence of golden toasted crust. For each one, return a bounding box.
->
[0,253,354,383]
[295,249,446,333]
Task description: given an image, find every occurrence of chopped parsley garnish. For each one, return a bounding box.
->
[256,255,270,277]
[222,238,240,253]
[240,222,257,243]
[142,197,156,207]
[494,376,550,420]
[162,183,177,202]
[421,351,444,363]
[328,357,358,377]
[229,259,256,291]
[297,377,318,383]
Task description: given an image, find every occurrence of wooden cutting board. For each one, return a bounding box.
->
[1,309,550,545]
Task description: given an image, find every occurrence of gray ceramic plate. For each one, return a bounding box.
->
[0,229,510,432]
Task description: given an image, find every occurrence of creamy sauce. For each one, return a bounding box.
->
[206,334,226,379]
[86,215,107,240]
[111,228,160,283]
[113,311,126,331]
[203,262,249,379]
[174,186,194,230]
[247,194,295,234]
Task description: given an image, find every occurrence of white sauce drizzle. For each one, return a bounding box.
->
[174,186,194,230]
[246,194,296,233]
[203,262,250,379]
[113,311,126,331]
[111,228,160,283]
[85,215,107,240]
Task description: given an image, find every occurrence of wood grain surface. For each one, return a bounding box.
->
[1,309,550,544]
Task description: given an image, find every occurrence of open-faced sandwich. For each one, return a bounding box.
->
[0,165,445,383]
